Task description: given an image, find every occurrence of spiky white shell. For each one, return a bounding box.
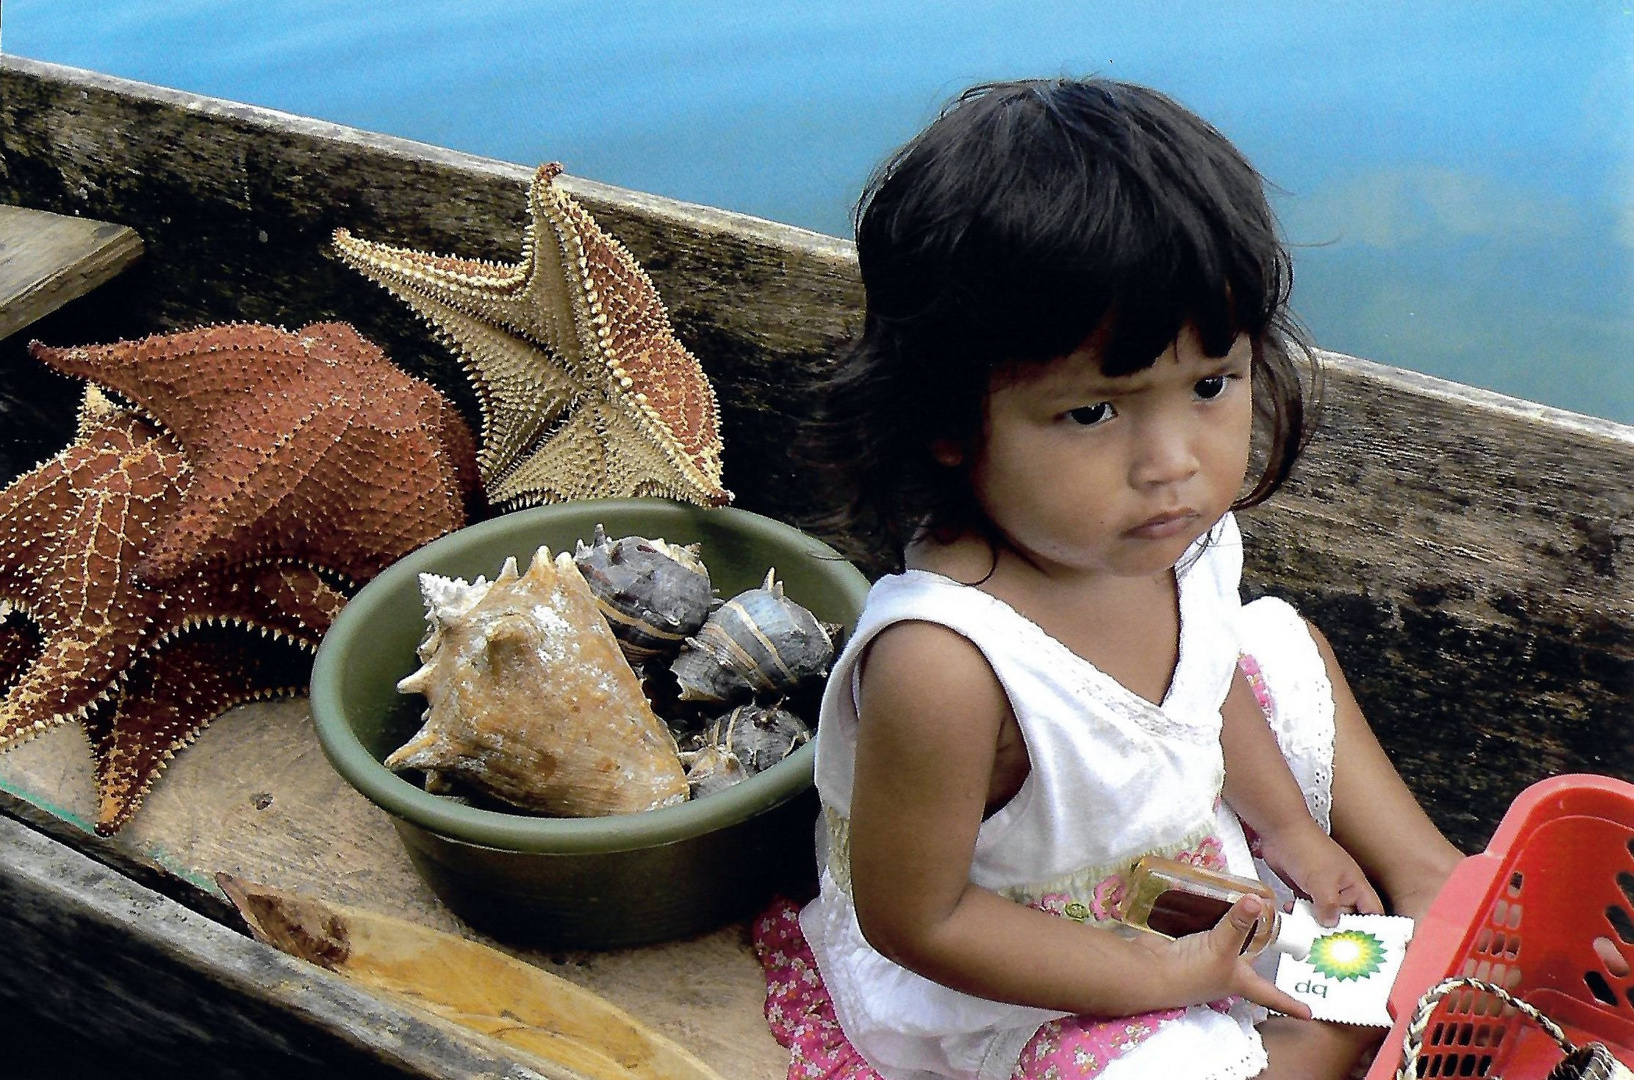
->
[389,546,688,817]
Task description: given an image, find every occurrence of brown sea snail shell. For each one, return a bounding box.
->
[682,702,812,798]
[669,569,834,703]
[388,546,689,817]
[572,525,713,664]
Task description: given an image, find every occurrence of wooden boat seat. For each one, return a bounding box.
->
[0,204,143,340]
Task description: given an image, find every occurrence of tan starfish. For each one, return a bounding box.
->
[31,321,480,587]
[333,162,730,508]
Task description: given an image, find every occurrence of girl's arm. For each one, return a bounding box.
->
[848,620,1310,1019]
[1306,622,1464,922]
[1219,670,1383,922]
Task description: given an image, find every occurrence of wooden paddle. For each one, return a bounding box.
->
[217,874,728,1080]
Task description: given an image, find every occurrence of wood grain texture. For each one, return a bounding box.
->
[0,56,1628,851]
[0,810,571,1079]
[0,204,143,339]
[0,699,791,1079]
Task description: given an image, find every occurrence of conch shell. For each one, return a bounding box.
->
[389,547,688,816]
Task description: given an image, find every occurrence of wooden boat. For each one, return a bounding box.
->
[0,54,1628,1078]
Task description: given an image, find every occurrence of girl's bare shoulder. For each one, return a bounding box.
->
[858,618,1009,739]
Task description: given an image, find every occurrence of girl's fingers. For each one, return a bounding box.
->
[1336,876,1386,917]
[1214,894,1265,953]
[1240,969,1313,1020]
[1211,897,1311,1017]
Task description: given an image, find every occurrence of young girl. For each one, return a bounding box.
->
[754,79,1464,1080]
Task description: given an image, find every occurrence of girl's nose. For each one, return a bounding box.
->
[1130,418,1201,488]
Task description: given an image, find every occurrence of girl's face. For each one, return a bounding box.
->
[949,324,1254,581]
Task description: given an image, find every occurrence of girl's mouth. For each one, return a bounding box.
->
[1126,509,1198,540]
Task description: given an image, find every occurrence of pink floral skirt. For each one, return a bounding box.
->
[752,898,1198,1079]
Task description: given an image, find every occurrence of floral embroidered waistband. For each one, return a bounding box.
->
[822,806,1229,925]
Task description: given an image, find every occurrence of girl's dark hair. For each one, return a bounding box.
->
[806,78,1318,570]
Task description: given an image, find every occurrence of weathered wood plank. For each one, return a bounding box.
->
[0,698,791,1080]
[0,54,1628,849]
[0,810,578,1079]
[1240,354,1632,843]
[0,203,142,340]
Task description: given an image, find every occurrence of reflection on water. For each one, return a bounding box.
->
[6,0,1631,423]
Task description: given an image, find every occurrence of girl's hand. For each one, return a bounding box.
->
[1149,895,1313,1018]
[1257,824,1384,925]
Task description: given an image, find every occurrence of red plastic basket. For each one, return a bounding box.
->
[1365,774,1634,1079]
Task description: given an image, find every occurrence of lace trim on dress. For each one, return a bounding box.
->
[892,570,1225,748]
[1201,1040,1271,1080]
[1239,602,1337,834]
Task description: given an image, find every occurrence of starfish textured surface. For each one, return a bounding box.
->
[32,321,480,586]
[334,162,730,508]
[85,624,314,835]
[0,405,348,750]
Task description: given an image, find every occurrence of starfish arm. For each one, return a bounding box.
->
[349,278,578,483]
[36,322,475,588]
[85,626,313,835]
[31,326,310,453]
[488,400,729,508]
[162,562,350,651]
[0,455,69,596]
[597,402,733,505]
[559,187,728,500]
[336,164,728,506]
[0,628,134,747]
[486,403,613,507]
[0,411,183,746]
[334,226,587,381]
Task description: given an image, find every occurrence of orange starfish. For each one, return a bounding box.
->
[85,624,315,835]
[0,404,347,748]
[31,321,480,586]
[333,162,729,508]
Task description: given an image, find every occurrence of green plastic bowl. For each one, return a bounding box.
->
[310,498,870,949]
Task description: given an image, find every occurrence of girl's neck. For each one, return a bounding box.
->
[908,526,1183,706]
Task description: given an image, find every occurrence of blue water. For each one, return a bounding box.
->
[6,1,1632,424]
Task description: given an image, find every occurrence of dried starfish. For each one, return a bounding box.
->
[0,603,41,699]
[31,321,480,587]
[85,624,314,835]
[333,162,730,508]
[0,401,346,749]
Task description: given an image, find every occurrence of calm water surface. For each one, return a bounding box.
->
[6,1,1632,423]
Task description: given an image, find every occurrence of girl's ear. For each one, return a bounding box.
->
[930,437,965,467]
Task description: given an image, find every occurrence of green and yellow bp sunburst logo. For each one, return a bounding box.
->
[1307,930,1387,981]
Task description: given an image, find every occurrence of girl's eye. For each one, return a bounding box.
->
[1195,375,1230,400]
[1066,402,1116,426]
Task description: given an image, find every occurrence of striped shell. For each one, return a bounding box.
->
[573,525,713,664]
[682,703,811,798]
[669,569,833,703]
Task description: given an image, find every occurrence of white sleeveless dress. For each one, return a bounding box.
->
[800,514,1337,1080]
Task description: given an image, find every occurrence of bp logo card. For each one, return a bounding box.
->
[1275,913,1416,1026]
